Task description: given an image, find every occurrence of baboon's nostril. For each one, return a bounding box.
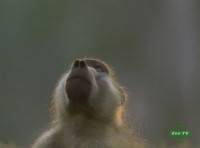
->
[80,60,86,68]
[73,59,80,68]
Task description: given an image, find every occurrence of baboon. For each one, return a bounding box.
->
[31,58,144,148]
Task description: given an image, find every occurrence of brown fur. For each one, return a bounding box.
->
[31,58,145,148]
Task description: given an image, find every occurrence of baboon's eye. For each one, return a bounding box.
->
[93,65,105,72]
[84,59,109,74]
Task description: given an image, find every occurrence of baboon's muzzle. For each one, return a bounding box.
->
[66,59,92,105]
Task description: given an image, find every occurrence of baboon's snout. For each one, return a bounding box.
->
[72,59,87,69]
[65,59,92,104]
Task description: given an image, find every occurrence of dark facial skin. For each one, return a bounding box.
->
[65,58,110,114]
[66,60,92,105]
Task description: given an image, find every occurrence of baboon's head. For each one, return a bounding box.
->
[64,58,126,120]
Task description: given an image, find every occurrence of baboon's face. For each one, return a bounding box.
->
[65,58,125,116]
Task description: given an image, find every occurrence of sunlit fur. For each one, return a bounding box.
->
[31,58,144,148]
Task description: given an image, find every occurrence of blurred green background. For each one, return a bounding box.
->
[0,0,200,147]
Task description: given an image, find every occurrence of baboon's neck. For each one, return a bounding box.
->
[57,114,120,139]
[65,113,117,127]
